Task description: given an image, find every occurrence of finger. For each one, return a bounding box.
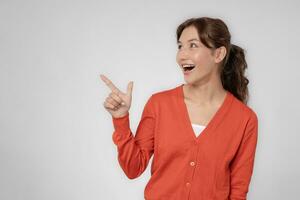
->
[104,101,118,110]
[103,101,113,110]
[127,81,134,96]
[100,74,121,94]
[110,92,124,104]
[106,96,120,107]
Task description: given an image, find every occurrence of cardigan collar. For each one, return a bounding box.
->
[176,83,234,143]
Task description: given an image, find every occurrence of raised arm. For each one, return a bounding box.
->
[112,95,155,179]
[100,74,155,179]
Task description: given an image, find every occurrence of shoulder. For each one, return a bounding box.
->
[229,92,258,124]
[149,84,180,104]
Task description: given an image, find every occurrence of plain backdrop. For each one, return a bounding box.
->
[1,0,300,199]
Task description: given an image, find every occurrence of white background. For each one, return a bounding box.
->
[1,0,299,199]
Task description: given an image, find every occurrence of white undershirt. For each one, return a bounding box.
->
[191,123,206,137]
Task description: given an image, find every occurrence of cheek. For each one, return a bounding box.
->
[193,52,213,67]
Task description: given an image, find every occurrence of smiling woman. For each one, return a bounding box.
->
[104,16,258,200]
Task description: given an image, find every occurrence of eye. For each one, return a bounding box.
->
[177,43,197,49]
[190,43,197,48]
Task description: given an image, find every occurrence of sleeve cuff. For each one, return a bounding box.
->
[112,112,132,145]
[112,112,130,133]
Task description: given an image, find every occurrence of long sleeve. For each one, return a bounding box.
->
[229,111,258,200]
[111,95,155,179]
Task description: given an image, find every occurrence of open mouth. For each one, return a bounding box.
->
[183,64,196,72]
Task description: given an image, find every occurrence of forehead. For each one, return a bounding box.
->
[177,26,200,43]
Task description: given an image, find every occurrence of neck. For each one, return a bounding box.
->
[183,77,227,106]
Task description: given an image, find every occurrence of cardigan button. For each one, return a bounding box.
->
[190,161,195,166]
[186,182,191,187]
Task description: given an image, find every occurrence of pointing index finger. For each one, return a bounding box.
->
[100,74,121,95]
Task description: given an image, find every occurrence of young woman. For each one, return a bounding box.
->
[100,17,258,200]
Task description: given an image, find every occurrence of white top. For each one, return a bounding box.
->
[191,123,206,137]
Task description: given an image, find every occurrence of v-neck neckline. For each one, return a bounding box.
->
[177,83,233,143]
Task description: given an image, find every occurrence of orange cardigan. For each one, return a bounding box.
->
[111,83,258,200]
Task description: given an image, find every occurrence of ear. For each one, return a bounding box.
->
[214,46,227,64]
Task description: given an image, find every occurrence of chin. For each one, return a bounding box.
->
[184,75,207,86]
[184,79,196,85]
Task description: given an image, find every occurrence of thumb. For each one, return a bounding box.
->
[127,81,134,96]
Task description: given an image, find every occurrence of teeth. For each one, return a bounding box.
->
[182,64,195,72]
[182,64,195,68]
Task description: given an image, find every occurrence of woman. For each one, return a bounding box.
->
[100,17,258,200]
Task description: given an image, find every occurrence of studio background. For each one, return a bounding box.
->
[0,0,299,199]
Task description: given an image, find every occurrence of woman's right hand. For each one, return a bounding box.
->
[100,74,133,118]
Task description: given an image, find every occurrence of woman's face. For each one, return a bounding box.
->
[176,26,221,85]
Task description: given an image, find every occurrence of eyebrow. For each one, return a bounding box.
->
[177,38,200,44]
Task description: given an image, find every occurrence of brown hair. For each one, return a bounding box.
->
[176,17,249,104]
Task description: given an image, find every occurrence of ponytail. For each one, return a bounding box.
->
[221,44,249,104]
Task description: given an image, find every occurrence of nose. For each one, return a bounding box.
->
[177,48,190,62]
